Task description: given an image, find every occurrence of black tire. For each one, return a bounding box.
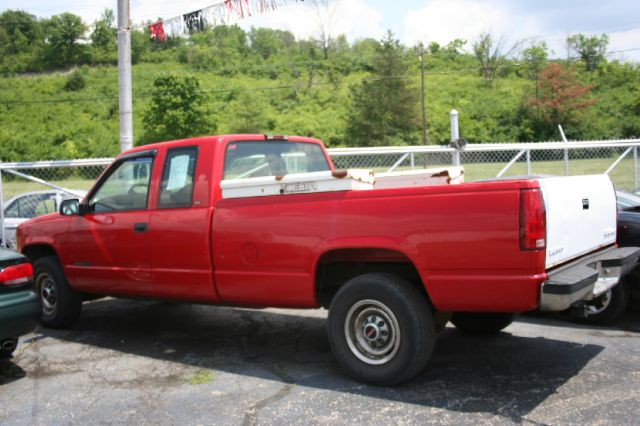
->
[327,273,435,386]
[450,312,516,334]
[572,281,630,325]
[34,256,82,329]
[0,338,18,360]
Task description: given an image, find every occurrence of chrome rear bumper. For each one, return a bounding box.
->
[540,246,640,311]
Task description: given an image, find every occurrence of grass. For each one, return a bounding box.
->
[1,177,97,200]
[185,369,215,385]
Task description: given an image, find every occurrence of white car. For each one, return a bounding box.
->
[2,189,86,249]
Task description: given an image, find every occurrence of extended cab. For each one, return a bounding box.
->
[17,134,640,385]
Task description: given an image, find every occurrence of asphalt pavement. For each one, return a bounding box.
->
[1,298,639,425]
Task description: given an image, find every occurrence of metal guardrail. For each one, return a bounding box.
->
[2,138,640,247]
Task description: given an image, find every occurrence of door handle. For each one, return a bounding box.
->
[134,222,148,233]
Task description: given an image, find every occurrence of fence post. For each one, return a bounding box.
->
[0,168,5,248]
[526,150,531,175]
[558,125,569,176]
[635,146,638,192]
[450,109,460,166]
[410,153,415,169]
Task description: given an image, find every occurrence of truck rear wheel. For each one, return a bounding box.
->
[327,273,435,385]
[450,312,516,334]
[572,280,630,325]
[34,256,82,329]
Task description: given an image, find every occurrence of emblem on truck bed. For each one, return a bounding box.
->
[281,181,319,194]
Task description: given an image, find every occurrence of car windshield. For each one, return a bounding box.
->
[616,190,640,210]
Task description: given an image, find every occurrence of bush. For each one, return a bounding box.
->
[64,69,86,91]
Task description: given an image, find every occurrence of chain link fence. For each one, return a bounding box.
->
[2,139,639,248]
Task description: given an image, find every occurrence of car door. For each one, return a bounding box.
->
[63,152,155,296]
[147,146,217,301]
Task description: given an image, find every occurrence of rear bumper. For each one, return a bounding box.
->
[540,246,640,311]
[0,290,40,339]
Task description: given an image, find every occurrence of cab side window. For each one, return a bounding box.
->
[158,147,198,209]
[90,157,153,213]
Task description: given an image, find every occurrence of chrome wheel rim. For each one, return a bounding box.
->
[585,290,611,316]
[344,299,400,365]
[38,273,57,316]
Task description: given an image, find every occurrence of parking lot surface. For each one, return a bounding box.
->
[1,298,640,425]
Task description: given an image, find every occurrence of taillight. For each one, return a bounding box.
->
[520,188,546,250]
[0,263,34,286]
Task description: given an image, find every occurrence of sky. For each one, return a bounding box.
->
[1,0,639,61]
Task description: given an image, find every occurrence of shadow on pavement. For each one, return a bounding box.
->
[33,298,604,422]
[0,359,27,385]
[518,309,640,333]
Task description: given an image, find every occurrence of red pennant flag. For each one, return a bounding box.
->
[149,22,166,42]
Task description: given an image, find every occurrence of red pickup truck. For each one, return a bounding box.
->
[17,134,639,385]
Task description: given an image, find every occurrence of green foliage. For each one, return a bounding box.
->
[90,9,116,50]
[0,17,638,161]
[249,27,290,59]
[520,41,549,81]
[0,10,43,73]
[223,91,275,133]
[142,74,216,144]
[473,32,521,87]
[567,33,609,72]
[345,31,418,146]
[64,69,86,91]
[43,13,88,68]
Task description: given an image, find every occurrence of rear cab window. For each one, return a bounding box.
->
[222,141,330,180]
[158,147,198,208]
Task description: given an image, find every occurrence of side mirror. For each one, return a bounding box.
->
[60,199,80,216]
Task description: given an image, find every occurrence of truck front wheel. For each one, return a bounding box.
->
[450,312,516,334]
[34,256,82,329]
[327,273,435,385]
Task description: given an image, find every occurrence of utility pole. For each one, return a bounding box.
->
[418,44,427,145]
[117,0,133,152]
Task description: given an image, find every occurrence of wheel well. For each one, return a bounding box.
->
[22,244,58,263]
[315,248,429,308]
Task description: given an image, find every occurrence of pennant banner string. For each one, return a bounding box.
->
[146,0,303,42]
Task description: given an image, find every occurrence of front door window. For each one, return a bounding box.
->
[90,157,153,213]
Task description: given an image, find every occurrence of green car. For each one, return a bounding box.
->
[0,247,40,360]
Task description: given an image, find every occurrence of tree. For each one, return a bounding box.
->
[345,31,418,146]
[526,63,596,136]
[91,9,116,50]
[225,91,275,133]
[43,13,87,67]
[521,41,549,112]
[521,41,548,81]
[567,33,609,72]
[310,0,342,59]
[249,27,285,60]
[142,75,216,143]
[473,32,520,87]
[0,10,41,55]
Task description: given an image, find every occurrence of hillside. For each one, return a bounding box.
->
[1,15,639,161]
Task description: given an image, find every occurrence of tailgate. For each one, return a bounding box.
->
[538,175,617,269]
